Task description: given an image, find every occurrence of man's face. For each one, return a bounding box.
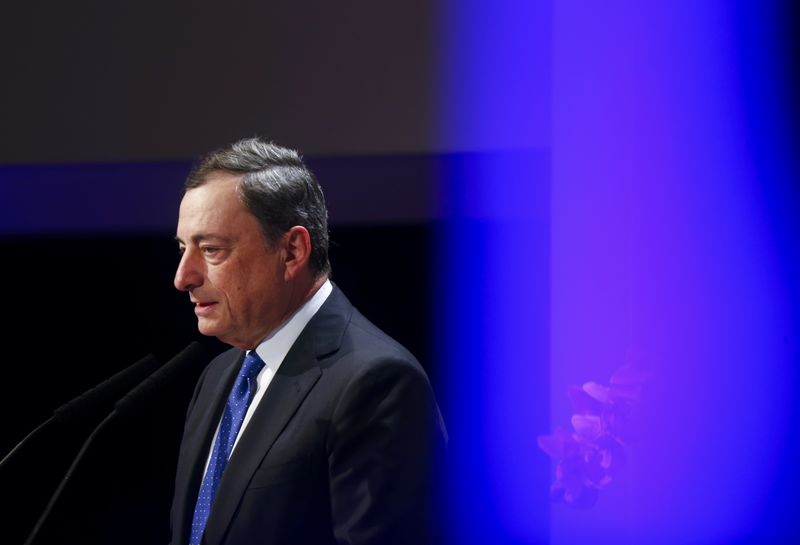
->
[174,172,290,349]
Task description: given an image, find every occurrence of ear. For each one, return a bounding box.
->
[283,226,313,280]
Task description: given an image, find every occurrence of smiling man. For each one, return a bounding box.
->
[169,138,445,545]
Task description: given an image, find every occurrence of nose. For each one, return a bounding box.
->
[174,249,204,292]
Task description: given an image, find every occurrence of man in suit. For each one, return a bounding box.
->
[169,138,446,545]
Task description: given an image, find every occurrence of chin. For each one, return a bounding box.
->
[197,319,223,338]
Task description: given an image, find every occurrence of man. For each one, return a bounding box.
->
[169,138,445,545]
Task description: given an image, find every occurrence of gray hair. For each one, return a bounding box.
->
[185,137,331,276]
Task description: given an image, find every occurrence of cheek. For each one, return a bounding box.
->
[212,259,274,317]
[221,277,254,318]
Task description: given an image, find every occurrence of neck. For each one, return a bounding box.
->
[242,274,328,350]
[295,273,328,309]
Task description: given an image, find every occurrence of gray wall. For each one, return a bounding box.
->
[1,0,436,163]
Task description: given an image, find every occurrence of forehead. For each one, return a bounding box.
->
[176,173,257,240]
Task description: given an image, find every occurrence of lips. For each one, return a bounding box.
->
[193,301,218,316]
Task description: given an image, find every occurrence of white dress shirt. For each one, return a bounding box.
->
[202,279,332,475]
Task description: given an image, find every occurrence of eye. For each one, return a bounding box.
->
[201,246,230,261]
[177,245,186,256]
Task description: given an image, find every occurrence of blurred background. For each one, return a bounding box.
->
[1,1,798,543]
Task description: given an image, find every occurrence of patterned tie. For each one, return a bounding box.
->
[189,351,265,545]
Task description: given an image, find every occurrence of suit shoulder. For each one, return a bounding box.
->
[333,307,427,378]
[198,346,241,383]
[314,291,440,429]
[209,345,241,365]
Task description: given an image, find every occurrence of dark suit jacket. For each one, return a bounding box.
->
[169,285,446,545]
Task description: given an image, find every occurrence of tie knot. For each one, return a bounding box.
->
[240,351,265,381]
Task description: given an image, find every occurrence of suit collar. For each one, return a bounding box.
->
[305,282,353,359]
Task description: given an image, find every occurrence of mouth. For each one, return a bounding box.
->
[193,301,218,316]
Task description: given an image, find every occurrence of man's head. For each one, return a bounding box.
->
[174,138,330,349]
[185,138,330,276]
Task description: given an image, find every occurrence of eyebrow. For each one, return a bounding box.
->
[174,234,234,245]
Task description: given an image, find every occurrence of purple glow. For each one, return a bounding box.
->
[550,1,796,543]
[439,0,799,543]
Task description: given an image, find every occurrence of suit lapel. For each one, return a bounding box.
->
[202,336,322,545]
[173,351,242,545]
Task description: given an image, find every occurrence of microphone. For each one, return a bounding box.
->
[0,353,160,545]
[25,341,211,545]
[112,340,208,418]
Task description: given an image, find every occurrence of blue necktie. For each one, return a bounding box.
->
[189,351,265,545]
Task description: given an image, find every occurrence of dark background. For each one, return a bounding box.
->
[0,217,439,460]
